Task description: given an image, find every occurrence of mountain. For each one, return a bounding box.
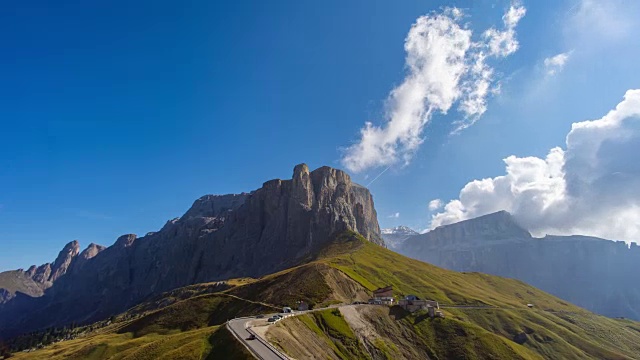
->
[0,240,91,303]
[380,225,418,249]
[398,211,640,320]
[0,164,383,339]
[8,232,640,360]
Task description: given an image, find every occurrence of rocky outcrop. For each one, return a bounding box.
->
[0,164,383,338]
[70,243,106,272]
[398,211,640,320]
[0,241,86,304]
[49,240,80,283]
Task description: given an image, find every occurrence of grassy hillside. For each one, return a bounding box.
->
[9,325,251,360]
[303,232,640,359]
[9,231,640,359]
[7,293,262,360]
[268,306,544,360]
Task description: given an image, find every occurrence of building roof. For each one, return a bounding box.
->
[373,285,393,294]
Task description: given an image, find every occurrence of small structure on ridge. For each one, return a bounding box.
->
[369,285,395,305]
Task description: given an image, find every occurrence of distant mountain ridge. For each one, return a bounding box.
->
[13,231,640,360]
[380,225,418,249]
[397,211,640,320]
[0,164,384,338]
[0,241,105,303]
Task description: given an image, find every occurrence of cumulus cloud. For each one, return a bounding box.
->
[341,3,526,173]
[428,199,443,211]
[388,212,400,219]
[431,89,640,242]
[544,52,571,75]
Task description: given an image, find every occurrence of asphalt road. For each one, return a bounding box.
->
[228,303,550,359]
[227,306,345,360]
[227,316,288,360]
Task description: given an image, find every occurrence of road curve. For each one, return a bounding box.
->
[227,317,288,360]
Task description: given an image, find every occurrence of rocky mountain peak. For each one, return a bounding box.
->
[49,240,81,282]
[70,243,106,273]
[380,226,418,249]
[25,265,37,277]
[79,243,105,260]
[0,163,385,337]
[381,225,419,235]
[114,234,137,248]
[183,193,249,220]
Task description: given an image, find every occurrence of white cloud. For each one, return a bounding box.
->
[431,89,640,243]
[388,212,400,219]
[341,3,526,173]
[484,2,526,57]
[544,52,571,75]
[428,199,443,211]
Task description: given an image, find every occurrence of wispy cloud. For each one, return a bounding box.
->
[544,51,572,75]
[341,3,527,173]
[388,212,400,219]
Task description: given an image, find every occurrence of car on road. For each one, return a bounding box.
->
[267,317,277,322]
[256,315,265,319]
[247,334,256,340]
[274,315,283,319]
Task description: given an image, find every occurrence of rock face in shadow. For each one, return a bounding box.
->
[0,164,383,338]
[0,240,85,303]
[397,211,640,320]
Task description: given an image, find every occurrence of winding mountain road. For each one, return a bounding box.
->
[227,304,349,360]
[228,302,548,359]
[227,316,289,360]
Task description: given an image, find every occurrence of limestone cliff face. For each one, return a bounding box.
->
[0,164,383,337]
[48,240,81,283]
[398,211,640,320]
[0,240,85,304]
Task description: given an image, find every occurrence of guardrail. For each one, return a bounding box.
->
[225,320,265,360]
[228,306,361,360]
[246,327,288,360]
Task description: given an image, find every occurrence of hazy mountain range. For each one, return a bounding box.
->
[383,211,640,320]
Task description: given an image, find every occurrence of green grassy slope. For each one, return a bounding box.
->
[8,294,264,360]
[10,230,640,359]
[314,231,640,359]
[118,294,274,337]
[9,325,251,360]
[270,306,543,360]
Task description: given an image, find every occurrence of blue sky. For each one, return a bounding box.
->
[1,0,639,271]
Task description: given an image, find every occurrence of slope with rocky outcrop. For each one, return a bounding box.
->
[265,232,640,360]
[0,164,383,339]
[398,211,640,320]
[8,231,640,360]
